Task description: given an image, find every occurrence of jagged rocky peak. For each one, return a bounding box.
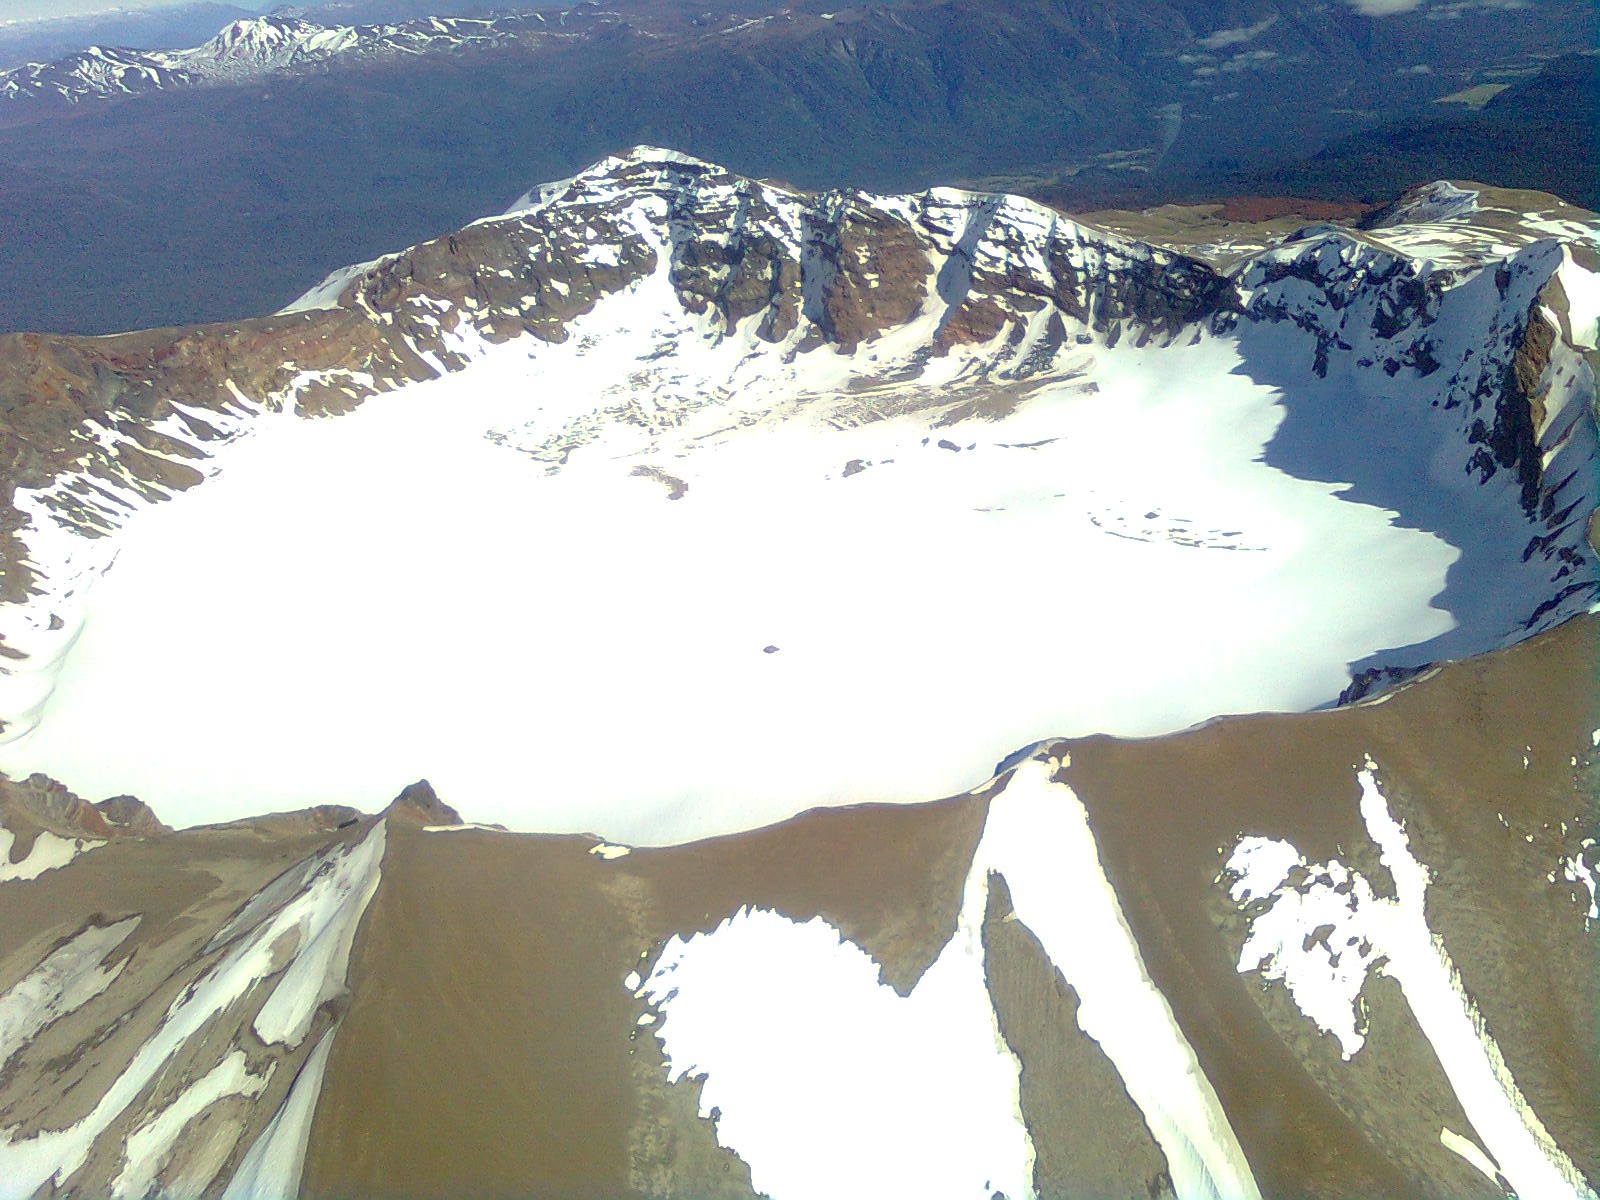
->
[383,779,463,827]
[204,16,317,58]
[94,793,168,837]
[333,146,1241,370]
[5,772,169,836]
[1,771,113,840]
[1234,207,1595,577]
[0,770,165,885]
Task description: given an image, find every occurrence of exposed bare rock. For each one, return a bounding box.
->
[382,779,462,828]
[982,875,1176,1200]
[0,771,115,845]
[93,794,168,838]
[808,195,931,349]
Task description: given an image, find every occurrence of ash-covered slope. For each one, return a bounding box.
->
[1,604,1594,1199]
[0,778,390,1200]
[0,149,1594,836]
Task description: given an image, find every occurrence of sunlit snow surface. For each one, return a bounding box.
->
[0,271,1462,840]
[640,758,1260,1200]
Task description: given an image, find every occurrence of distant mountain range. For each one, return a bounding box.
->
[0,2,252,71]
[0,13,548,107]
[0,0,1591,336]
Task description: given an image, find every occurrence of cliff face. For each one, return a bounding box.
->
[1233,212,1598,655]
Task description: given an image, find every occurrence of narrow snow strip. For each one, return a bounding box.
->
[1555,250,1600,352]
[640,853,1035,1198]
[112,1051,269,1200]
[0,825,98,883]
[1354,764,1595,1200]
[0,917,139,1070]
[251,821,386,1046]
[1441,1126,1505,1190]
[218,1030,335,1200]
[984,760,1262,1200]
[204,852,325,954]
[1226,762,1595,1200]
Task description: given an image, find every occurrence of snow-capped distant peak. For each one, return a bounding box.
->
[0,10,545,107]
[206,17,315,55]
[1369,181,1482,229]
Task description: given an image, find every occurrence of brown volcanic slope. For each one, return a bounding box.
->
[302,611,1599,1200]
[2,611,1592,1199]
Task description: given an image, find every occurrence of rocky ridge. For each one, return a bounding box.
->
[0,151,1594,741]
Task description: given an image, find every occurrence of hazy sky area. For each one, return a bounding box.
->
[0,0,267,21]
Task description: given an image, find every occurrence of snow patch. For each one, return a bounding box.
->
[1226,839,1379,1059]
[1558,839,1598,926]
[1225,761,1595,1200]
[278,255,387,314]
[0,824,98,883]
[0,918,138,1071]
[640,898,1034,1200]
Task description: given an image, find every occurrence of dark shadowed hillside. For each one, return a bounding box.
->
[0,0,1588,336]
[1239,52,1600,210]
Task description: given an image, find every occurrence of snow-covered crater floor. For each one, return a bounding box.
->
[0,280,1460,842]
